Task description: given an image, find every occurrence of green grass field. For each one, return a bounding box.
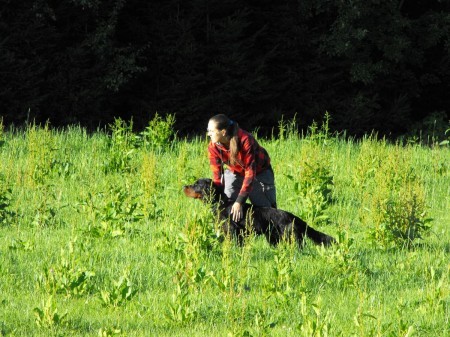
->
[0,118,449,336]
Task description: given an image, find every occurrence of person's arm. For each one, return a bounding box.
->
[235,136,256,205]
[208,142,223,186]
[230,137,255,222]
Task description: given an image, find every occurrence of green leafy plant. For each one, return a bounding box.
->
[378,191,432,247]
[38,240,95,297]
[25,122,57,185]
[100,269,137,307]
[33,296,67,329]
[287,160,334,226]
[98,327,122,337]
[140,151,163,219]
[306,111,334,146]
[138,112,176,150]
[352,135,385,196]
[316,229,360,288]
[166,273,198,323]
[277,114,299,141]
[50,156,76,178]
[283,115,335,227]
[366,149,433,248]
[298,296,333,337]
[239,309,278,337]
[165,210,220,323]
[264,241,297,304]
[0,181,15,227]
[104,118,137,173]
[78,186,144,238]
[8,238,35,251]
[32,199,59,228]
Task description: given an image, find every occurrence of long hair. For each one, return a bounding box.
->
[209,114,240,165]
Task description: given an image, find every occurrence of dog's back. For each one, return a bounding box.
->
[184,178,336,248]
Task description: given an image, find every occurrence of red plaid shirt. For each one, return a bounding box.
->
[208,128,271,204]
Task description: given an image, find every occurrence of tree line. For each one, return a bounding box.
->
[1,0,449,137]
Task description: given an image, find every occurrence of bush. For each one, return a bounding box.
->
[364,146,433,248]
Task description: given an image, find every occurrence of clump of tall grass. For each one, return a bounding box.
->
[33,296,67,329]
[360,144,433,248]
[140,151,160,218]
[103,113,174,169]
[0,174,15,226]
[76,184,144,238]
[27,182,70,229]
[138,112,176,151]
[25,122,57,186]
[38,238,95,298]
[316,229,361,288]
[104,118,137,173]
[99,268,138,307]
[284,114,335,226]
[165,208,219,323]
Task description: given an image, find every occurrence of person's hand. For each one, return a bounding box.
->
[231,202,243,222]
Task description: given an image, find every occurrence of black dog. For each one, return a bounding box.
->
[183,178,336,247]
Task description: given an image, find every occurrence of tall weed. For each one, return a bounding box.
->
[306,111,334,146]
[77,185,144,238]
[138,112,176,150]
[33,296,67,329]
[25,122,57,185]
[352,135,386,199]
[284,114,335,226]
[316,229,360,288]
[31,186,64,228]
[286,144,334,226]
[363,146,433,248]
[140,151,162,219]
[165,212,219,323]
[0,175,16,226]
[265,240,297,304]
[277,114,299,141]
[99,268,138,307]
[299,295,334,337]
[38,238,95,297]
[104,118,137,173]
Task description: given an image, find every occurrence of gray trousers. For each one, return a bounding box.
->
[223,168,277,208]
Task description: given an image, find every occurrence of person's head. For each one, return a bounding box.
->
[207,114,240,165]
[207,114,235,143]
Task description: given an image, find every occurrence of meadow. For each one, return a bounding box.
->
[0,116,449,336]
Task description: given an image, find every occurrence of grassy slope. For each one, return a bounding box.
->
[0,125,449,336]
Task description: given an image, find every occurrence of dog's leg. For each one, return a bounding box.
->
[222,220,246,246]
[263,222,283,246]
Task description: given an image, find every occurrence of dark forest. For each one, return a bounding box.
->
[1,0,449,137]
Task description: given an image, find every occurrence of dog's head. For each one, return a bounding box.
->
[183,178,223,203]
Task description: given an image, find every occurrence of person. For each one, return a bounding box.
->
[207,114,277,222]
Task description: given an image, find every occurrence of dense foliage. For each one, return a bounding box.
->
[1,0,449,135]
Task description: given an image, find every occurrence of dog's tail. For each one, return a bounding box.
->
[295,218,336,246]
[307,227,336,246]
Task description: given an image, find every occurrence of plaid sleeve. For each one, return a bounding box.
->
[235,136,256,204]
[208,142,223,186]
